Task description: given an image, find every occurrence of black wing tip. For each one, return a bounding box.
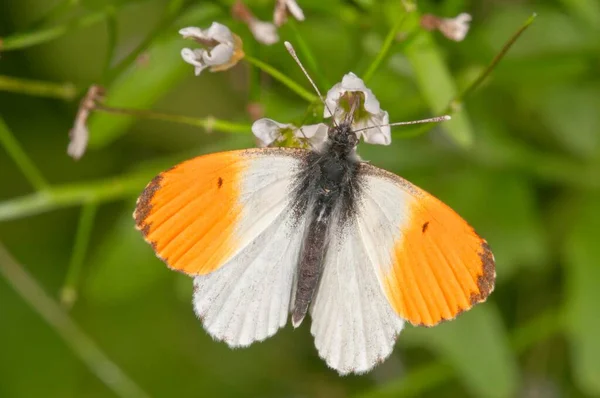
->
[133,173,164,237]
[470,240,496,306]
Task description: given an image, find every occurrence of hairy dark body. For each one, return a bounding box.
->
[291,122,362,326]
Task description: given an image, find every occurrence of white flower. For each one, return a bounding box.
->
[439,13,471,42]
[324,72,391,145]
[274,0,305,27]
[179,22,244,76]
[68,119,89,160]
[252,118,328,148]
[249,20,279,45]
[231,0,280,45]
[67,85,105,160]
[420,13,472,42]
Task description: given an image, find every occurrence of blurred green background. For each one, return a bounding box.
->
[1,0,600,397]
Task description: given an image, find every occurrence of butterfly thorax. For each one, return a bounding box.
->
[325,122,359,156]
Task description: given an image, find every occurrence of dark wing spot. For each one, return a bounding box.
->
[217,177,223,189]
[421,221,429,233]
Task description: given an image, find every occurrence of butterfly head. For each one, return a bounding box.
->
[327,122,359,155]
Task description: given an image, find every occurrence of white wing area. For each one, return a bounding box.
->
[309,173,410,375]
[193,152,307,347]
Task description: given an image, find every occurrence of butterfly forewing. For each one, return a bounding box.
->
[134,148,311,345]
[358,163,496,327]
[134,148,307,275]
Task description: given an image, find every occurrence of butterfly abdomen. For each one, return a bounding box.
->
[292,200,333,327]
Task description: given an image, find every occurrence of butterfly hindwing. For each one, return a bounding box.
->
[309,219,405,375]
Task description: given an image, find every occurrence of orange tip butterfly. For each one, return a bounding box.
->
[133,42,495,375]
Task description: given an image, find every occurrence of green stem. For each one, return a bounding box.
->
[0,75,77,100]
[0,9,109,51]
[363,11,409,83]
[60,202,98,308]
[287,19,330,88]
[245,55,317,103]
[248,41,261,102]
[94,105,251,133]
[27,0,80,30]
[393,13,537,141]
[445,13,537,113]
[0,171,154,222]
[0,117,50,191]
[102,8,119,78]
[104,0,199,83]
[0,243,150,398]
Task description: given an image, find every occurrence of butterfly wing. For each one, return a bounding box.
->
[309,222,405,375]
[134,147,310,346]
[310,162,495,374]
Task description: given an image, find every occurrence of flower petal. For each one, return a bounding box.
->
[179,22,234,45]
[67,122,89,160]
[295,123,329,146]
[340,73,381,115]
[339,72,367,91]
[205,22,234,44]
[324,72,382,117]
[202,43,234,66]
[324,82,343,118]
[440,13,472,42]
[181,48,209,75]
[285,0,305,21]
[250,20,279,45]
[252,118,294,146]
[179,27,202,40]
[362,111,391,145]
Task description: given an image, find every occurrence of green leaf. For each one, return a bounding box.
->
[564,194,600,395]
[84,205,164,303]
[559,0,600,27]
[0,9,109,51]
[403,305,518,398]
[403,26,474,148]
[522,83,600,160]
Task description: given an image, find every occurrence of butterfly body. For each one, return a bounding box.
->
[292,122,361,326]
[134,122,495,374]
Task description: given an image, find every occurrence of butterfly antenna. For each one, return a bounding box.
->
[352,115,452,133]
[284,41,337,126]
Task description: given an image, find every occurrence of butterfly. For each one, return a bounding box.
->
[133,117,496,375]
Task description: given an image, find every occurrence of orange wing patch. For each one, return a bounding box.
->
[134,151,245,275]
[384,189,495,327]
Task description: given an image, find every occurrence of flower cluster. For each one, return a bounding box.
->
[231,0,304,46]
[252,72,391,148]
[420,13,472,42]
[176,18,393,148]
[69,2,471,159]
[180,23,245,76]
